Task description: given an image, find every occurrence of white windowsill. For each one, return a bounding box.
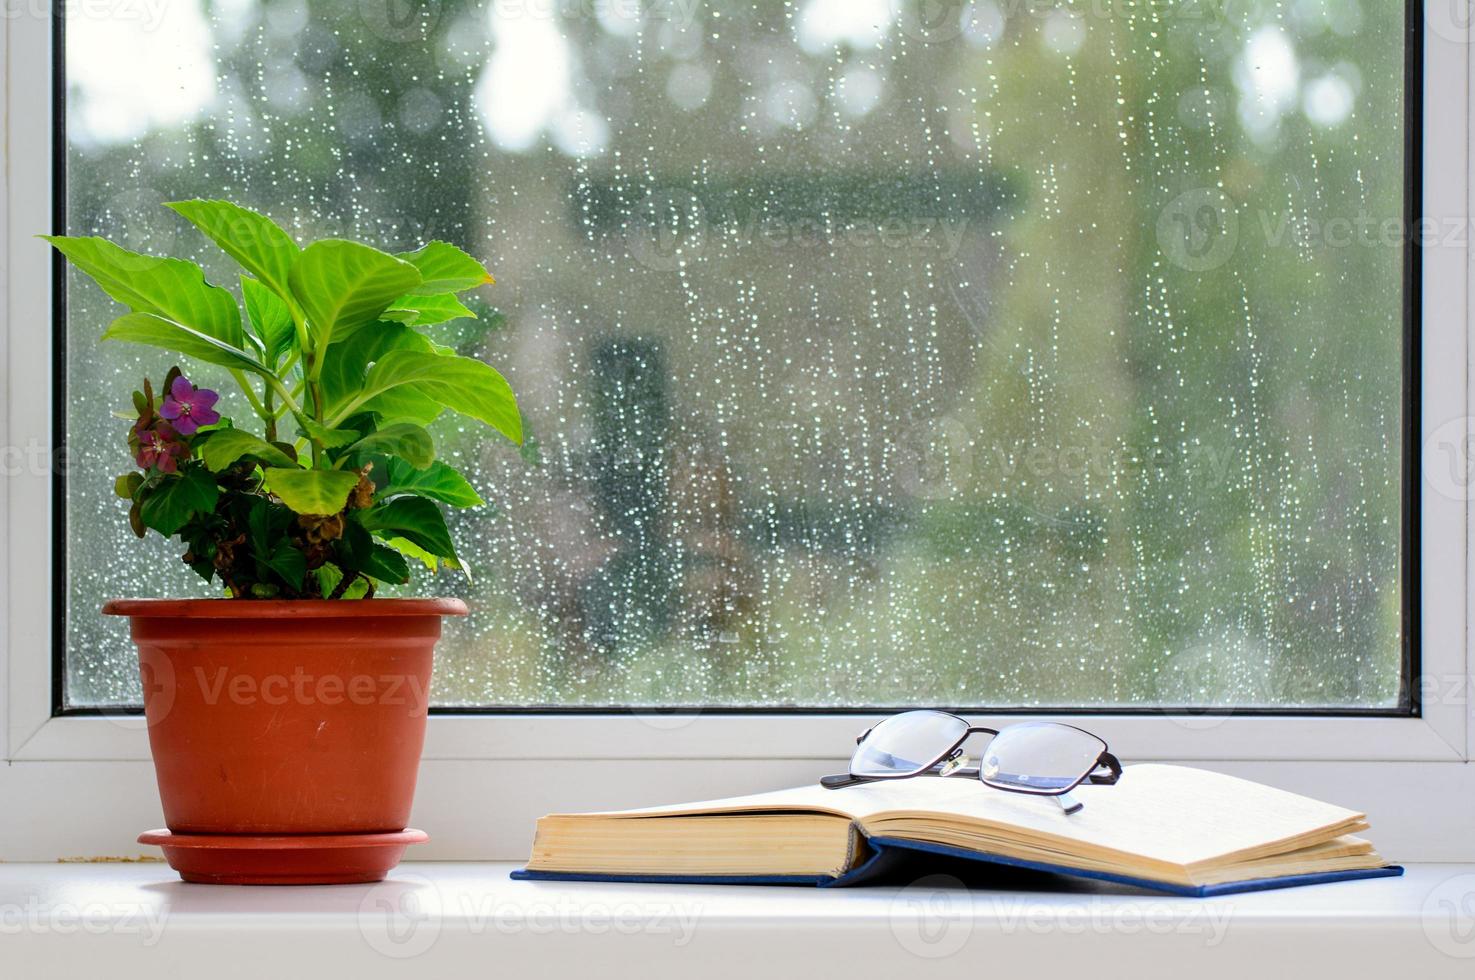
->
[3,862,1473,978]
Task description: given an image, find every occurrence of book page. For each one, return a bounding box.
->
[565,764,1366,869]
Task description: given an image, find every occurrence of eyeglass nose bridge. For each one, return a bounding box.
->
[938,747,970,776]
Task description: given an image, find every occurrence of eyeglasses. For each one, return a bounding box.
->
[820,710,1122,815]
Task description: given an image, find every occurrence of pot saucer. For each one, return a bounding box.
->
[138,828,429,885]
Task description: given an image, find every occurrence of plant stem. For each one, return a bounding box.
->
[328,569,359,600]
[326,394,370,429]
[263,388,277,443]
[229,369,271,425]
[302,351,325,467]
[307,341,328,385]
[261,374,315,442]
[311,381,327,424]
[262,375,304,415]
[290,309,310,362]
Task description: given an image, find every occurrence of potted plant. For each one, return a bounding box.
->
[46,200,521,884]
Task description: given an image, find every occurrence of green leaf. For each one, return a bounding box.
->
[384,535,440,571]
[240,325,265,357]
[320,323,443,425]
[166,200,300,303]
[104,312,274,377]
[356,351,522,443]
[315,563,373,599]
[270,441,301,464]
[383,535,466,576]
[198,428,299,472]
[264,467,361,515]
[338,520,413,585]
[379,457,483,508]
[244,496,305,589]
[114,472,143,499]
[245,495,288,551]
[397,241,494,295]
[299,418,362,449]
[242,276,297,367]
[264,540,307,590]
[356,496,458,560]
[43,235,243,347]
[187,555,216,584]
[139,467,219,536]
[346,423,435,469]
[381,292,477,326]
[361,543,411,584]
[288,240,422,352]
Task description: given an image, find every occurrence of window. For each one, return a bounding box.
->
[56,1,1418,712]
[5,0,1474,866]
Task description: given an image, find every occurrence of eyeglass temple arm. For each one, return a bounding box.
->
[820,773,868,789]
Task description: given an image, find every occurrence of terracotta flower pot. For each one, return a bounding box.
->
[103,598,466,884]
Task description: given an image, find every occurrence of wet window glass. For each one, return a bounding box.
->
[64,1,1409,708]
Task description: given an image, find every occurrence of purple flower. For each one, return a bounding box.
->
[159,376,220,436]
[135,422,188,474]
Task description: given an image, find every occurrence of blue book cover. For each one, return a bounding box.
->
[512,834,1403,897]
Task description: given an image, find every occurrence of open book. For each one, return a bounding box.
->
[514,764,1400,896]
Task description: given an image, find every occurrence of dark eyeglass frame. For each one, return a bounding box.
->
[820,714,1123,803]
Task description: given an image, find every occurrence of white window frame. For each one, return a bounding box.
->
[3,9,1472,863]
